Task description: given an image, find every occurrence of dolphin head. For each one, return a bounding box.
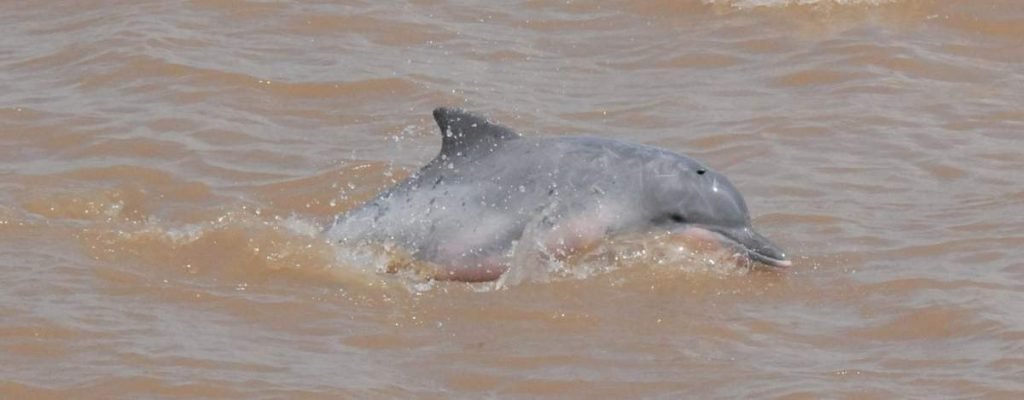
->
[643,153,791,268]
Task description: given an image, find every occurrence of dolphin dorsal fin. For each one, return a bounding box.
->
[433,107,520,158]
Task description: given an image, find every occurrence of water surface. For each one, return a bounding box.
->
[2,0,1023,398]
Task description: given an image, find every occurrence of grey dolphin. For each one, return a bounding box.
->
[327,107,790,281]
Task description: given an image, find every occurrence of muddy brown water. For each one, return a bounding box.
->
[2,0,1023,398]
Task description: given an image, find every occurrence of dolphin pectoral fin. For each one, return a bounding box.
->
[714,227,791,268]
[543,216,607,260]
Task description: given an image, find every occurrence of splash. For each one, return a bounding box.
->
[20,185,149,223]
[73,203,758,293]
[491,227,755,290]
[78,208,387,287]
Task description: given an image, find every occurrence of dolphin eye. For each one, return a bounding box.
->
[669,213,686,223]
[696,169,706,175]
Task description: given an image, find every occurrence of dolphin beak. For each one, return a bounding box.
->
[714,226,791,268]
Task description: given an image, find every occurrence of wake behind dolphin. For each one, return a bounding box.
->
[327,108,790,281]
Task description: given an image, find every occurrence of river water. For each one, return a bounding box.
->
[2,0,1022,398]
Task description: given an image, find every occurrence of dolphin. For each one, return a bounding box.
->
[327,107,790,281]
